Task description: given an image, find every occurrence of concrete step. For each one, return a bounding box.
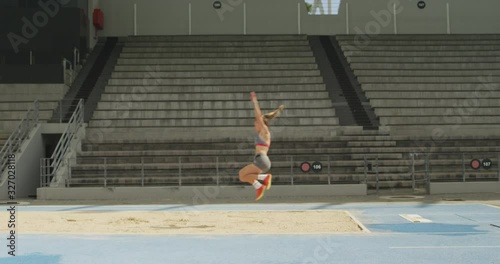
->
[355,166,410,173]
[341,128,390,136]
[96,99,333,110]
[346,141,397,147]
[338,40,500,46]
[116,57,316,65]
[76,146,393,158]
[375,108,500,117]
[104,84,326,94]
[122,46,312,53]
[358,76,500,84]
[81,141,348,152]
[361,83,499,91]
[380,116,500,125]
[365,91,500,99]
[99,91,329,101]
[73,155,362,166]
[341,45,500,52]
[80,135,360,145]
[370,99,500,107]
[120,51,314,58]
[108,76,324,85]
[125,40,310,47]
[0,110,52,121]
[66,175,361,186]
[430,172,500,180]
[127,35,308,41]
[383,124,500,136]
[348,57,500,63]
[345,51,500,57]
[0,94,67,102]
[0,120,45,132]
[114,64,318,72]
[0,84,68,95]
[336,34,500,40]
[88,117,339,127]
[83,126,341,141]
[350,62,500,70]
[0,133,9,147]
[92,108,336,119]
[0,102,58,111]
[354,69,500,77]
[110,70,321,79]
[351,154,403,160]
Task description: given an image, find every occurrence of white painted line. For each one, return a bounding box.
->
[345,211,371,233]
[485,204,500,209]
[400,214,432,223]
[391,246,500,249]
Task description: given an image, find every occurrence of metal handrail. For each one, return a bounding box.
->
[62,58,73,85]
[51,99,85,123]
[40,99,84,187]
[73,47,80,69]
[0,100,40,181]
[62,152,500,188]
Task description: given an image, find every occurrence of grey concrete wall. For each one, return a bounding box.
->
[37,184,367,200]
[88,0,99,50]
[96,0,500,36]
[0,125,44,199]
[430,182,500,194]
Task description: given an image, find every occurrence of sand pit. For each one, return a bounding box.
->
[1,210,364,235]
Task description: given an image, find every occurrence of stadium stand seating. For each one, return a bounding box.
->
[0,84,69,133]
[70,35,345,186]
[337,34,500,135]
[88,35,338,139]
[61,34,500,190]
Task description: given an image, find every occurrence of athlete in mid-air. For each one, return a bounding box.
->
[239,91,284,200]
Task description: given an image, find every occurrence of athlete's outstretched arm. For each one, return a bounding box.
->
[250,91,265,130]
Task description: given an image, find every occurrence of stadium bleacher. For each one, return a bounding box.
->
[337,34,500,135]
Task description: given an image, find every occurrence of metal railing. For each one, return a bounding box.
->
[40,99,84,187]
[0,100,40,178]
[50,99,85,123]
[61,152,500,189]
[62,57,73,85]
[423,152,500,183]
[73,47,80,69]
[64,154,361,187]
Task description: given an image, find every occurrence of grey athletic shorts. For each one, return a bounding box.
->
[253,154,271,172]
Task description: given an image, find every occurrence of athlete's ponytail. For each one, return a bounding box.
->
[263,105,285,126]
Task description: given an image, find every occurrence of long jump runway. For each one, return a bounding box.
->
[0,203,499,264]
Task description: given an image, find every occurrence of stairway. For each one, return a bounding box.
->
[63,38,118,122]
[319,36,377,129]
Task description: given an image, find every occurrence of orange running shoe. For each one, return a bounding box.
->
[255,185,266,201]
[263,174,272,190]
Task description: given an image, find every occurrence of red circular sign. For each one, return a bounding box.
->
[470,159,480,170]
[300,162,311,173]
